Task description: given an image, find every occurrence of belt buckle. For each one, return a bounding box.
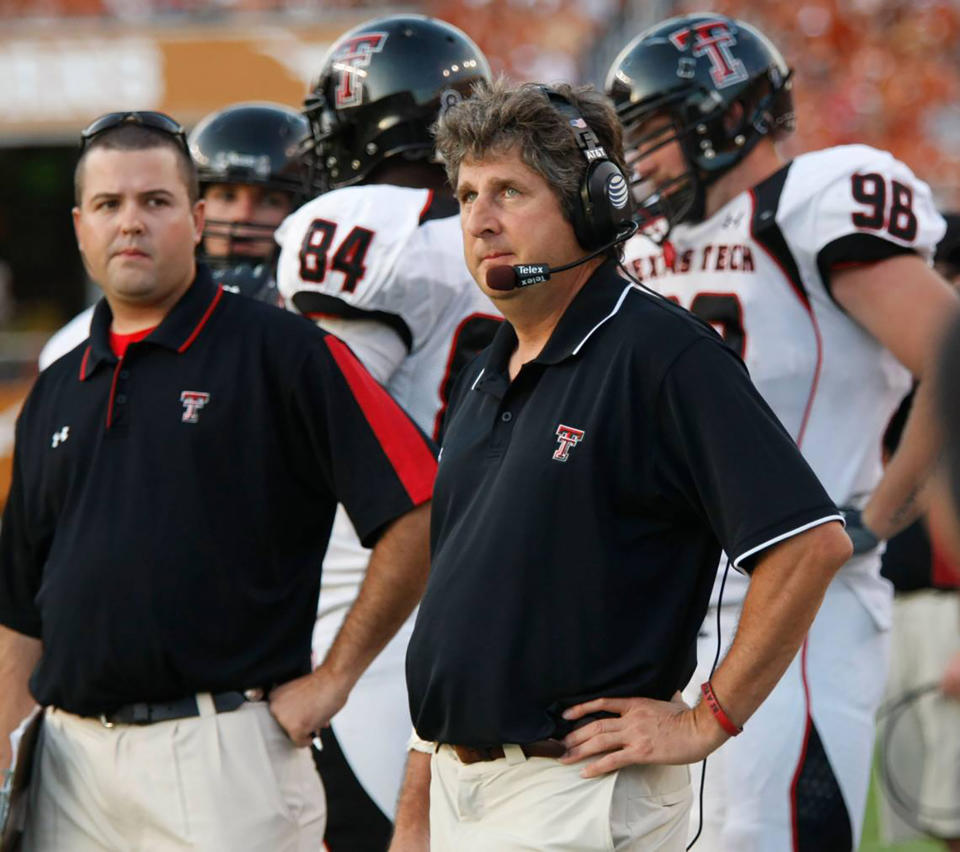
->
[99,714,115,729]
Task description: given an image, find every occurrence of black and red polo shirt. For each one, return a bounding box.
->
[0,264,436,716]
[406,260,841,747]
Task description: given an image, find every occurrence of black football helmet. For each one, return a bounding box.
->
[190,102,311,198]
[605,15,794,228]
[189,102,311,280]
[303,15,491,190]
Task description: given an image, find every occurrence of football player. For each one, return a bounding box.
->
[273,15,498,851]
[39,102,310,368]
[605,14,959,852]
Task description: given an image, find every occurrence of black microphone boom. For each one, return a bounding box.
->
[484,219,641,291]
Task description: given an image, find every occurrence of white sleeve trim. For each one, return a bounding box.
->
[732,513,845,571]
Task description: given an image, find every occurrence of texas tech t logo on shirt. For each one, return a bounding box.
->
[180,391,210,424]
[553,424,585,462]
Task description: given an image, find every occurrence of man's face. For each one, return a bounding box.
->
[202,183,294,259]
[624,113,688,202]
[73,147,203,309]
[456,147,581,299]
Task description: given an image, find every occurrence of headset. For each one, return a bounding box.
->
[487,87,639,292]
[538,86,635,250]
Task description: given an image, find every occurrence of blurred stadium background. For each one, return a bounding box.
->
[0,4,956,847]
[2,0,959,361]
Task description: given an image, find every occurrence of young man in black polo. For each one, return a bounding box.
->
[0,112,434,850]
[392,81,853,851]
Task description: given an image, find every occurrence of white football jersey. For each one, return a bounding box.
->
[39,306,94,370]
[276,184,500,645]
[624,145,945,620]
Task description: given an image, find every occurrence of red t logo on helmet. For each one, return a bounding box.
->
[669,21,748,89]
[332,33,389,109]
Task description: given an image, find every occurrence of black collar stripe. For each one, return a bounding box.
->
[324,335,437,504]
[177,285,224,353]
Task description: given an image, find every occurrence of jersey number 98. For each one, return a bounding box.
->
[850,173,917,242]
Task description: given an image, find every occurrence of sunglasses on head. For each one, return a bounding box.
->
[80,111,189,155]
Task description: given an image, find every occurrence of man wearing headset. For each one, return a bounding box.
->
[391,78,852,852]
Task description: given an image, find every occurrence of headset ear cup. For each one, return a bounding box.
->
[572,166,594,250]
[578,160,634,249]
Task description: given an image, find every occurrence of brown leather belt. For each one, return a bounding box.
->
[449,738,566,765]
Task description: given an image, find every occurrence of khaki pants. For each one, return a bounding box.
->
[24,696,325,851]
[430,744,691,851]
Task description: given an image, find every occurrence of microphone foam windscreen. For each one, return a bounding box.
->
[486,265,517,291]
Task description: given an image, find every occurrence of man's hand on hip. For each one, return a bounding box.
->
[559,692,726,777]
[268,664,353,747]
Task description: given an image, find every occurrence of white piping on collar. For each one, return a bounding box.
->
[470,367,486,390]
[571,283,639,356]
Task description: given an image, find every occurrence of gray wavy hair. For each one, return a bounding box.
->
[433,77,627,227]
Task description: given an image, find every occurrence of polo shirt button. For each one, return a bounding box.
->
[119,370,130,379]
[116,394,127,404]
[501,411,512,422]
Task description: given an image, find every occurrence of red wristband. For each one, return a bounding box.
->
[701,681,742,737]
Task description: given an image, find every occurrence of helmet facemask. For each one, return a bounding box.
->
[621,104,702,235]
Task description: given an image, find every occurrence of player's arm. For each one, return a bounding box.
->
[560,522,850,772]
[832,254,959,540]
[0,625,40,772]
[389,749,432,851]
[269,502,430,745]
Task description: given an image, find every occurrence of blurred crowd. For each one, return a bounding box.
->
[685,0,960,208]
[0,0,383,17]
[2,0,960,201]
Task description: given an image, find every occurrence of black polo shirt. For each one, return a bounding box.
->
[0,265,436,716]
[406,261,840,746]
